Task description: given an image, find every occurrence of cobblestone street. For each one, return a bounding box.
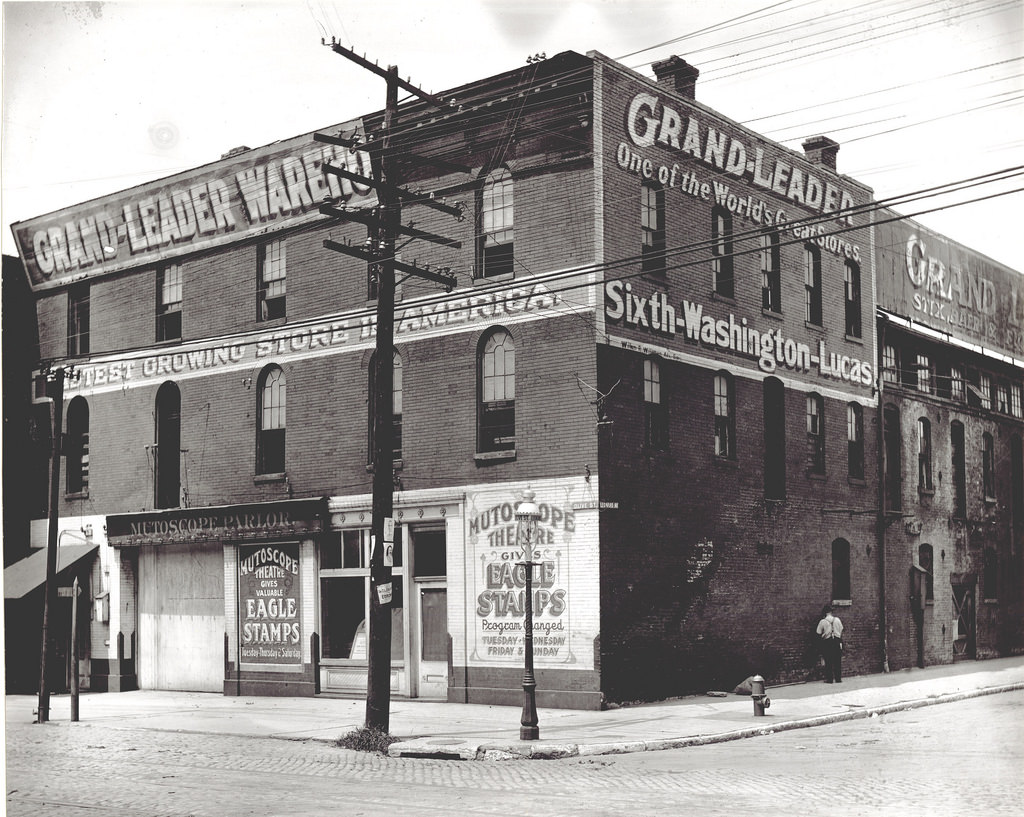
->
[6,693,1023,817]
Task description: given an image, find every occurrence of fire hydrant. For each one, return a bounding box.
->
[751,675,771,716]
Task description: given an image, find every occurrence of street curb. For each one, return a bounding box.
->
[388,682,1024,760]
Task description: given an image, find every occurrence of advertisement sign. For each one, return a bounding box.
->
[876,214,1024,359]
[238,542,301,667]
[13,119,376,291]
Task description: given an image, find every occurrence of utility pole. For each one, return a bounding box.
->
[318,40,462,732]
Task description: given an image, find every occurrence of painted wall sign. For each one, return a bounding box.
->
[876,215,1024,359]
[57,282,563,397]
[621,91,860,226]
[13,120,376,291]
[238,542,302,666]
[605,279,874,386]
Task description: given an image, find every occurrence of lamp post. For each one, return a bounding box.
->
[515,489,541,741]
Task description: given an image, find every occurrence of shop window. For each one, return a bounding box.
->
[644,357,668,450]
[884,403,902,512]
[257,365,286,474]
[804,244,822,326]
[257,238,286,321]
[1011,383,1022,418]
[844,259,861,338]
[641,181,666,274]
[983,432,996,500]
[916,353,932,394]
[712,207,734,298]
[157,264,182,342]
[478,328,515,452]
[917,417,933,492]
[155,382,181,509]
[714,372,735,459]
[477,167,514,278]
[67,283,90,356]
[847,402,864,480]
[951,421,967,517]
[806,393,825,475]
[761,229,781,312]
[950,365,966,402]
[882,344,900,385]
[65,397,89,495]
[831,538,851,602]
[918,543,934,601]
[983,547,998,601]
[764,377,786,500]
[368,350,403,463]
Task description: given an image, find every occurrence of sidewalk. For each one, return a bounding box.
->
[8,656,1024,760]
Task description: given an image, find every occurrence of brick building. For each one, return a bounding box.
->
[8,50,1022,707]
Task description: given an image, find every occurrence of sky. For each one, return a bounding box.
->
[2,0,1023,270]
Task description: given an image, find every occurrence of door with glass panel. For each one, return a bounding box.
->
[410,528,448,699]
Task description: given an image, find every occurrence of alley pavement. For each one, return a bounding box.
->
[6,656,1024,760]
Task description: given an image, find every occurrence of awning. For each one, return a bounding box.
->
[3,544,98,600]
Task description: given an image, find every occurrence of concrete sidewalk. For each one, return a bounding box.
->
[8,656,1024,760]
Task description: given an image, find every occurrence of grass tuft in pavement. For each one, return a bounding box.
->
[336,725,399,755]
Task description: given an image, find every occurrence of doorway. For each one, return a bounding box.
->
[952,583,976,660]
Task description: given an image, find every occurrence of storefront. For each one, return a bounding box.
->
[106,497,327,696]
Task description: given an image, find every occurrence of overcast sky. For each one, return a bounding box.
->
[3,0,1022,269]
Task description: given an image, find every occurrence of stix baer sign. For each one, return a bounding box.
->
[13,119,376,291]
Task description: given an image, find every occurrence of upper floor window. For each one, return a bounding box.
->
[806,393,825,475]
[258,239,286,321]
[713,372,735,459]
[761,230,781,312]
[996,382,1010,414]
[951,420,967,517]
[848,402,864,480]
[918,543,934,601]
[644,358,668,450]
[804,244,822,325]
[157,264,183,342]
[369,350,403,462]
[916,353,932,394]
[479,328,515,452]
[832,538,851,602]
[983,431,996,500]
[844,260,861,338]
[257,365,286,474]
[764,377,786,500]
[882,344,900,385]
[478,168,514,278]
[977,372,992,410]
[950,365,966,402]
[1012,383,1023,418]
[918,417,933,492]
[641,181,666,274]
[65,396,89,495]
[155,382,181,508]
[712,207,734,298]
[68,284,90,356]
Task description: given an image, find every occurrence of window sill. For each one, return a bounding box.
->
[475,450,517,464]
[473,273,514,286]
[64,491,89,501]
[761,308,783,321]
[714,455,738,467]
[366,460,404,472]
[844,333,863,344]
[848,477,866,487]
[254,472,287,484]
[983,598,999,605]
[984,496,997,505]
[806,471,826,481]
[711,292,736,306]
[256,316,287,328]
[832,599,852,607]
[154,336,183,346]
[804,321,825,333]
[919,488,935,497]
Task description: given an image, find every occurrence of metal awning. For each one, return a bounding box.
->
[3,544,98,600]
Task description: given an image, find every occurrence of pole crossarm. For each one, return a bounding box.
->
[319,204,462,249]
[323,40,452,110]
[313,131,361,150]
[323,239,457,291]
[323,163,465,219]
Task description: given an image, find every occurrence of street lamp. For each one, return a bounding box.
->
[515,489,541,741]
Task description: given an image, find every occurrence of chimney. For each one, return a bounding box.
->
[221,145,251,159]
[802,136,840,172]
[652,56,699,100]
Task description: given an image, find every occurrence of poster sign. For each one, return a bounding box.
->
[238,542,301,666]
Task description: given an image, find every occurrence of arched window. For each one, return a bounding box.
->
[844,259,861,338]
[257,365,286,474]
[641,181,666,274]
[847,402,864,480]
[831,538,851,602]
[806,393,825,475]
[983,431,996,499]
[918,543,934,600]
[951,421,967,517]
[917,417,933,492]
[763,377,786,499]
[155,382,181,508]
[884,403,902,512]
[65,397,89,495]
[804,244,822,325]
[369,350,403,462]
[478,167,514,278]
[712,206,734,298]
[478,329,515,452]
[761,229,781,312]
[644,357,668,450]
[713,371,735,459]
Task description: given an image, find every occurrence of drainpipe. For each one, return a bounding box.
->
[877,315,890,673]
